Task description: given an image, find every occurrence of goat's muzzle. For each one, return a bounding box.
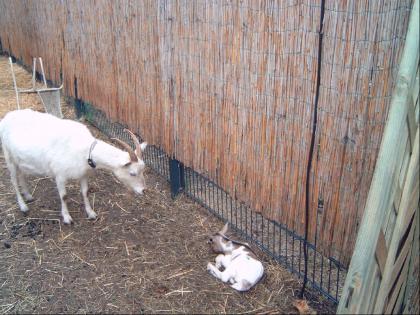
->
[134,187,145,195]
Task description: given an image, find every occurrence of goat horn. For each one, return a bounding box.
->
[124,129,142,158]
[111,138,138,162]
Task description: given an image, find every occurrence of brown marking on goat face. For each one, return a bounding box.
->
[208,223,234,253]
[208,223,259,259]
[207,234,228,253]
[208,234,257,259]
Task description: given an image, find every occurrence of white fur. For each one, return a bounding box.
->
[0,109,147,224]
[207,225,264,291]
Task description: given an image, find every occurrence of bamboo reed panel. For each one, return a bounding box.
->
[0,0,413,265]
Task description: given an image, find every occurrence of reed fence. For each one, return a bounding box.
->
[0,0,413,269]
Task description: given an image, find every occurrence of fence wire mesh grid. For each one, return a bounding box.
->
[72,99,346,304]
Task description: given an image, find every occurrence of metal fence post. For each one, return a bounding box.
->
[169,157,185,198]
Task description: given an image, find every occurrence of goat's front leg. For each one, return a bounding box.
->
[207,262,222,278]
[55,176,72,224]
[207,262,234,283]
[80,177,97,220]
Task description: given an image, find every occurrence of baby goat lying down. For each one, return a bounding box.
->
[207,223,264,291]
[0,109,147,224]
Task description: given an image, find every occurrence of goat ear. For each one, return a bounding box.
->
[220,222,229,235]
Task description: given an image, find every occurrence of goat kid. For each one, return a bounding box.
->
[207,223,264,291]
[0,109,147,224]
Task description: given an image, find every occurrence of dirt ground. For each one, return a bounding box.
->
[0,55,335,314]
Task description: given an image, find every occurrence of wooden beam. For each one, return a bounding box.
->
[338,0,419,312]
[385,255,411,314]
[388,219,415,295]
[407,97,416,153]
[402,210,420,313]
[374,130,419,313]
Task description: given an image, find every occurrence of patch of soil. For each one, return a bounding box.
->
[0,55,336,314]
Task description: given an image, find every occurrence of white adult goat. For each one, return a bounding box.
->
[207,223,264,291]
[0,109,147,224]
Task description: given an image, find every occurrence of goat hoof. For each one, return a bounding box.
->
[87,212,97,220]
[207,263,216,274]
[19,204,29,213]
[25,195,35,203]
[63,216,73,225]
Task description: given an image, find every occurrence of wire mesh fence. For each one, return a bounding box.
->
[73,99,346,304]
[183,165,346,303]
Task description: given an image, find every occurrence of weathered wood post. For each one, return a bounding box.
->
[338,0,419,312]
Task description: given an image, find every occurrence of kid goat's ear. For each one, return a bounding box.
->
[220,222,229,235]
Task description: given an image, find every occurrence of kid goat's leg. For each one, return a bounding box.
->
[215,254,230,269]
[207,263,234,283]
[80,177,97,220]
[55,176,72,224]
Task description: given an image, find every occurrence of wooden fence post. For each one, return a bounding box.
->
[337,0,419,313]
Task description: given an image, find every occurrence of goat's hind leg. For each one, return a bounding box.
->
[80,177,97,220]
[18,172,34,202]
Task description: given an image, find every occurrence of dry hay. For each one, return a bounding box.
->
[0,55,335,314]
